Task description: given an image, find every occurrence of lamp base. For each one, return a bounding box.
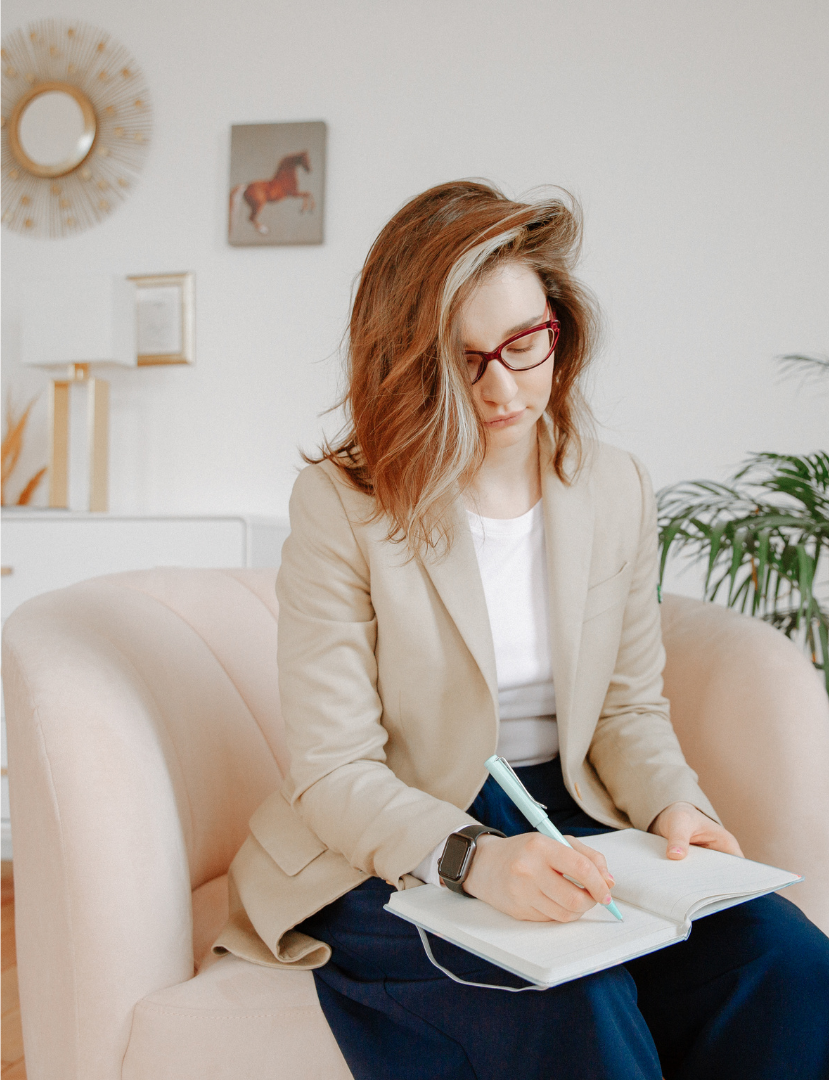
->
[48,365,109,512]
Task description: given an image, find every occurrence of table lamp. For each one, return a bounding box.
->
[20,274,137,512]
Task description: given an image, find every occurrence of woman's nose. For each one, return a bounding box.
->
[477,359,519,404]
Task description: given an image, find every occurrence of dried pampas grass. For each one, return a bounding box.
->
[2,393,46,506]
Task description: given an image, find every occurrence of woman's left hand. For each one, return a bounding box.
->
[649,802,744,860]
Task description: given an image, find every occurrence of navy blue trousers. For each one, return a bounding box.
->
[299,759,829,1080]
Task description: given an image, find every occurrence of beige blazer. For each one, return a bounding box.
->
[214,423,720,970]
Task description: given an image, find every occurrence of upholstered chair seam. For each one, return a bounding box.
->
[134,1006,320,1019]
[87,623,200,869]
[114,575,281,773]
[212,569,280,619]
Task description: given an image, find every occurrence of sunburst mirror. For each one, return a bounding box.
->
[1,19,152,238]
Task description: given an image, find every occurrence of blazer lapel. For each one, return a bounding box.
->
[419,501,499,708]
[539,428,595,756]
[419,423,595,738]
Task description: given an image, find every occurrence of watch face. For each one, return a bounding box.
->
[439,833,473,881]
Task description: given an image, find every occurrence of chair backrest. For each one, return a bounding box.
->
[3,568,285,1080]
[661,592,829,934]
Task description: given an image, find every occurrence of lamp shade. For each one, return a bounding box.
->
[20,274,137,368]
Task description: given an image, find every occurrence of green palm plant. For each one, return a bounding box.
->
[657,357,829,694]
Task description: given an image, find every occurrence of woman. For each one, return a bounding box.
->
[218,181,829,1079]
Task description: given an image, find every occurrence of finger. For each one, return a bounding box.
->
[521,899,582,924]
[690,829,745,858]
[537,866,598,915]
[528,882,593,923]
[496,857,591,923]
[664,819,695,860]
[721,833,744,858]
[539,841,613,907]
[531,900,586,924]
[667,813,746,860]
[566,836,615,886]
[507,840,598,914]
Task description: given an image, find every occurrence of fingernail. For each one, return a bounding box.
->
[670,847,684,855]
[603,894,613,905]
[606,873,615,885]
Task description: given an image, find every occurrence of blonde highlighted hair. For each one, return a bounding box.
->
[312,180,600,552]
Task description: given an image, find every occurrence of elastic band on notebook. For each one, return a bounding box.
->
[416,927,546,993]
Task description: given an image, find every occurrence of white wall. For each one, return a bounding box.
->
[3,0,827,568]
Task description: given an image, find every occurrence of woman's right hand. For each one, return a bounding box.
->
[463,833,617,922]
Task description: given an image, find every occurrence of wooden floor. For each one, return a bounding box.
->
[2,862,26,1078]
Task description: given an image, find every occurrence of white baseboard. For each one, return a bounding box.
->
[1,819,13,861]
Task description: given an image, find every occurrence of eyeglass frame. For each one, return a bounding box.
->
[463,307,561,385]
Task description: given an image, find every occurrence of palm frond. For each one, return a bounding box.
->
[776,354,829,388]
[658,448,829,694]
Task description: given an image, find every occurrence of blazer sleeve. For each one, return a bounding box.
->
[275,464,476,887]
[587,455,722,831]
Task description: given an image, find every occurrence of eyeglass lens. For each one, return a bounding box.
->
[499,326,554,369]
[466,324,557,382]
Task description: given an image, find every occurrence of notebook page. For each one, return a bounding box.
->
[579,830,802,924]
[386,886,682,987]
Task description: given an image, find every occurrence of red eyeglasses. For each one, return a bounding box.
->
[464,312,560,385]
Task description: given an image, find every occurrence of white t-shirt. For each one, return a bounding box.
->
[468,500,559,768]
[412,499,558,884]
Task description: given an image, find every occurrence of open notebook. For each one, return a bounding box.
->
[385,829,802,988]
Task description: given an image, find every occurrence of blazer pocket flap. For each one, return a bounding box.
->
[249,791,327,876]
[583,561,632,623]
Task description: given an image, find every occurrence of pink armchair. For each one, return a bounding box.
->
[3,569,828,1080]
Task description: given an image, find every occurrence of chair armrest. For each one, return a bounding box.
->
[661,594,829,935]
[3,604,194,1080]
[3,567,286,1080]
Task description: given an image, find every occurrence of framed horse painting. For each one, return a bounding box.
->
[228,120,326,246]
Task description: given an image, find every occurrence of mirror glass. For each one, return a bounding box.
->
[17,90,95,172]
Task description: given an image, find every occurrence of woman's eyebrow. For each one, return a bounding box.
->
[465,310,548,350]
[504,310,547,336]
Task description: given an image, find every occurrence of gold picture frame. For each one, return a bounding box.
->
[128,272,195,366]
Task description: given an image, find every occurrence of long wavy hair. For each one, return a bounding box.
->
[311,180,600,552]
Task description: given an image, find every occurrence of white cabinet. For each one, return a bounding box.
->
[0,511,290,858]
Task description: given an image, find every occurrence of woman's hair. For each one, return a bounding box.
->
[312,179,600,552]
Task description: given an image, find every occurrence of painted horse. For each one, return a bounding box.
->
[229,151,314,236]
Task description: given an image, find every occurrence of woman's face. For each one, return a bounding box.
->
[459,262,555,455]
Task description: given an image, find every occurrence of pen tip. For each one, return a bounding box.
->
[607,900,624,922]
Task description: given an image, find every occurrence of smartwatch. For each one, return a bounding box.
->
[438,824,506,895]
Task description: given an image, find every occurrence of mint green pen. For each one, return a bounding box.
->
[485,755,624,922]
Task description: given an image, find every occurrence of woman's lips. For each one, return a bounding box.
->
[484,410,524,427]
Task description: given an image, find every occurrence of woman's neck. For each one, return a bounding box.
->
[464,424,541,519]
